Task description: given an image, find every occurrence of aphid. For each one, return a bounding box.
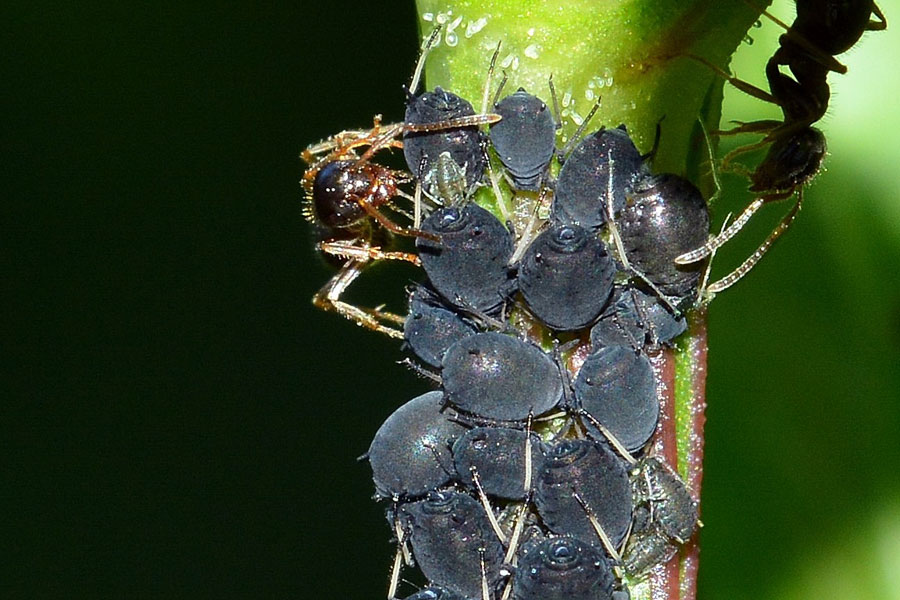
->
[442,332,563,422]
[488,82,559,191]
[623,457,699,575]
[403,29,498,196]
[399,490,505,599]
[416,204,516,314]
[678,0,885,292]
[573,346,659,454]
[589,286,686,350]
[513,536,615,600]
[367,391,466,499]
[404,286,479,368]
[551,125,648,230]
[534,439,633,549]
[617,173,710,303]
[452,426,545,500]
[517,222,617,332]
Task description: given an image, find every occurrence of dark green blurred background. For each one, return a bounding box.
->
[5,1,899,598]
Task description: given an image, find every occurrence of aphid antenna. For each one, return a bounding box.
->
[705,187,805,293]
[397,357,444,384]
[471,466,510,545]
[558,97,602,161]
[548,74,563,132]
[408,25,443,97]
[481,41,503,116]
[577,408,638,466]
[573,490,623,562]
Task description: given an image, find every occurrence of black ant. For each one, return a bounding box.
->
[679,0,885,294]
[301,28,501,337]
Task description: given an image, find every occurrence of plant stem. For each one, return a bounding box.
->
[414,2,764,599]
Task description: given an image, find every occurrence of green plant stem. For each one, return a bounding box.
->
[414,2,765,600]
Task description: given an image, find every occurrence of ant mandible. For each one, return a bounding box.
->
[679,0,885,294]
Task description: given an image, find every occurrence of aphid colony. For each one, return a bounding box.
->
[301,27,707,600]
[301,3,886,598]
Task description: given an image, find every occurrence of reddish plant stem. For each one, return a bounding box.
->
[647,308,708,600]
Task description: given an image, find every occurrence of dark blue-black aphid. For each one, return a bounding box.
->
[489,88,557,191]
[618,173,709,303]
[452,426,545,500]
[513,536,615,600]
[590,285,686,350]
[367,391,466,499]
[574,345,659,453]
[404,88,486,195]
[442,332,563,421]
[399,490,505,599]
[404,286,478,368]
[417,203,515,314]
[534,439,633,548]
[623,457,699,575]
[551,126,647,230]
[518,222,616,331]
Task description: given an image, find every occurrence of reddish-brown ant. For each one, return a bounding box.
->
[679,0,885,294]
[301,28,501,337]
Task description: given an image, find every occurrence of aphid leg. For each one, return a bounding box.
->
[706,188,805,293]
[388,518,411,600]
[573,490,622,562]
[603,150,679,313]
[523,412,535,495]
[509,186,548,264]
[397,358,444,385]
[413,179,423,228]
[471,466,509,545]
[479,548,492,600]
[640,115,665,164]
[484,154,511,222]
[499,498,531,600]
[578,409,638,466]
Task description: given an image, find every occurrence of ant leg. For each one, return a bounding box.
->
[358,201,441,242]
[716,119,782,137]
[870,3,887,30]
[313,245,419,336]
[706,188,804,293]
[683,54,779,105]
